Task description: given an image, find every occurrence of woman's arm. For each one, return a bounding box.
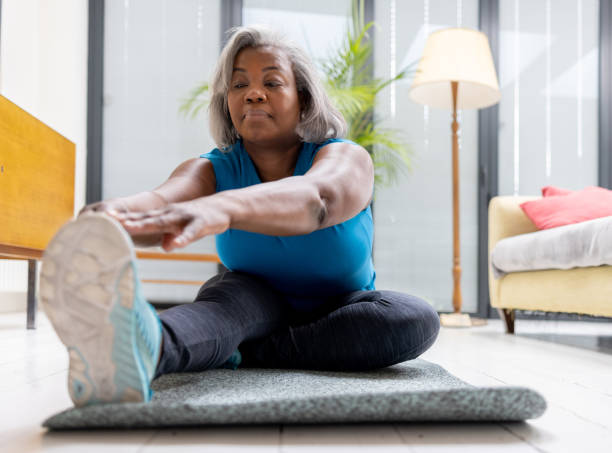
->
[117,142,374,250]
[152,157,217,203]
[218,141,374,234]
[85,157,216,247]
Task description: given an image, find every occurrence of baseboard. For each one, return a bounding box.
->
[0,291,27,313]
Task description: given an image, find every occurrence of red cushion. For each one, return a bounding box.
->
[541,185,573,197]
[520,186,612,229]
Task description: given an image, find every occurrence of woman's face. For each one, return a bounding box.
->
[227,46,301,146]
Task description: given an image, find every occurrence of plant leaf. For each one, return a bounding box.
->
[179,82,210,119]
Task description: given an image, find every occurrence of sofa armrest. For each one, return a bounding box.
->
[488,196,540,252]
[487,195,539,309]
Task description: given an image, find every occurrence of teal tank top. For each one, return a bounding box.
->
[200,138,376,311]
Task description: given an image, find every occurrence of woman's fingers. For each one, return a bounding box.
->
[114,210,162,221]
[172,219,205,246]
[158,220,205,251]
[80,199,130,217]
[160,233,177,251]
[120,210,185,235]
[105,209,125,220]
[111,200,226,251]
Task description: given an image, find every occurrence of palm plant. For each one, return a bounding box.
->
[179,0,414,189]
[323,0,413,188]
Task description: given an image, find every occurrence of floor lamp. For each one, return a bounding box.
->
[408,28,501,327]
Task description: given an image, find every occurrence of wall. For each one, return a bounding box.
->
[0,0,88,311]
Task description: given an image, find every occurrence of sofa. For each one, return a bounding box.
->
[488,195,612,334]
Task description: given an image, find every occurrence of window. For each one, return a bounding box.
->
[373,0,480,312]
[498,0,599,195]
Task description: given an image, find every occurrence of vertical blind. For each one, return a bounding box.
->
[498,0,599,195]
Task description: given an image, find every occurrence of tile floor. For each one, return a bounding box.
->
[1,311,611,452]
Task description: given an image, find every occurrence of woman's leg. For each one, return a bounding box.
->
[155,270,290,376]
[239,290,440,371]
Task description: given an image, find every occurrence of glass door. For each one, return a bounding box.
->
[103,0,221,303]
[373,0,480,313]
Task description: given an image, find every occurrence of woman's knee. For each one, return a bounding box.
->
[194,271,286,316]
[196,270,268,301]
[377,291,440,361]
[190,270,289,342]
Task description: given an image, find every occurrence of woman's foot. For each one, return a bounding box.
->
[40,213,162,407]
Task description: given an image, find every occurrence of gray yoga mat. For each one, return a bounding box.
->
[43,359,546,429]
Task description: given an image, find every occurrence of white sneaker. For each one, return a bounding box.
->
[40,213,162,407]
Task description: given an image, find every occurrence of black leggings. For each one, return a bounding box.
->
[156,271,440,375]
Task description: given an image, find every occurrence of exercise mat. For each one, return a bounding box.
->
[44,359,546,429]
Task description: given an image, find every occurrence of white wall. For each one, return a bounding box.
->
[0,0,88,309]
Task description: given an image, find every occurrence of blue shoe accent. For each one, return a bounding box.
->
[109,262,162,403]
[72,379,85,399]
[220,349,242,370]
[67,346,98,403]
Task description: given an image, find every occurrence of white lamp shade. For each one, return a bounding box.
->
[409,28,500,110]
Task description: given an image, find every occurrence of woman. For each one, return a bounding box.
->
[40,25,440,407]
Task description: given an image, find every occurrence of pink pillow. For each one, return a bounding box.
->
[520,186,612,229]
[541,185,573,197]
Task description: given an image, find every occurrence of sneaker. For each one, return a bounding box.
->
[40,213,162,407]
[220,348,242,370]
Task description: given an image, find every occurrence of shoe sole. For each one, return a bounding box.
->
[40,213,150,406]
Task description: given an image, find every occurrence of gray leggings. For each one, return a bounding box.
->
[155,271,440,375]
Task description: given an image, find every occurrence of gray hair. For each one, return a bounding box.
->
[209,25,347,149]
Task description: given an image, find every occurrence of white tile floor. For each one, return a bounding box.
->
[1,311,612,452]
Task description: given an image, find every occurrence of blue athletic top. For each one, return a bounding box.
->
[200,138,376,311]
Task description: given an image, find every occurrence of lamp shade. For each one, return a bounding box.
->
[409,28,500,110]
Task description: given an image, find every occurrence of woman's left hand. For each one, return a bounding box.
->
[113,198,231,251]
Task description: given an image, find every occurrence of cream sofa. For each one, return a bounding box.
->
[488,196,612,333]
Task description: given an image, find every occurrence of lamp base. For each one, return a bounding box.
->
[440,312,488,328]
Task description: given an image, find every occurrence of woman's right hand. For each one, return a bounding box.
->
[78,198,130,217]
[77,193,168,247]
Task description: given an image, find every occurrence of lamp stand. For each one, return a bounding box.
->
[439,81,487,328]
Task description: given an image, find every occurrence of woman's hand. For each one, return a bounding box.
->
[78,197,166,247]
[78,198,130,217]
[77,192,174,247]
[114,198,231,252]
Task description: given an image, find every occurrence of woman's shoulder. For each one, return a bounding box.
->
[199,142,245,191]
[200,142,241,161]
[298,137,360,172]
[307,137,358,150]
